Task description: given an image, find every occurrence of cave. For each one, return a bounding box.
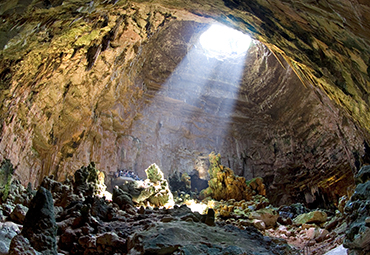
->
[0,0,370,254]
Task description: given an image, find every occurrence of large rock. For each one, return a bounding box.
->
[0,222,20,255]
[127,221,297,254]
[10,187,58,255]
[96,232,126,253]
[73,163,106,198]
[324,244,347,255]
[112,187,134,209]
[40,176,74,208]
[293,211,327,225]
[9,235,40,255]
[9,204,28,224]
[250,208,279,228]
[120,164,174,208]
[343,168,370,254]
[204,152,252,201]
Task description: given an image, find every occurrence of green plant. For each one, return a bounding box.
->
[0,159,14,201]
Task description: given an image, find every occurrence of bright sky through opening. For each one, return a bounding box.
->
[199,24,252,58]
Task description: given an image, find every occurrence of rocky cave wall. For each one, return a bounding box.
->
[0,0,369,205]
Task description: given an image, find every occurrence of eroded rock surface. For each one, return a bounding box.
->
[343,166,370,254]
[127,221,294,255]
[0,0,369,207]
[10,187,57,254]
[0,166,359,255]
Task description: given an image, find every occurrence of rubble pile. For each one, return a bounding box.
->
[0,158,369,254]
[0,163,297,255]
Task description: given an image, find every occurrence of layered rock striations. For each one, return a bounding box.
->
[0,0,369,206]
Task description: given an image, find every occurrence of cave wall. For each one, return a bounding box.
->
[123,20,366,205]
[0,0,369,205]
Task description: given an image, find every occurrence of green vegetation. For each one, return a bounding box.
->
[145,163,164,183]
[0,159,14,201]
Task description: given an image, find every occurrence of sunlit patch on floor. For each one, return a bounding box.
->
[184,199,208,214]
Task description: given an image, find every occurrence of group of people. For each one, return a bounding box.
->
[113,169,141,181]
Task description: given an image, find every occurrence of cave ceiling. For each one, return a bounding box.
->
[0,0,369,205]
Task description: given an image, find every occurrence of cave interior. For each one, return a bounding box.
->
[0,0,370,254]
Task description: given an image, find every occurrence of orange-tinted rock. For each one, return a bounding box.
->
[205,152,252,201]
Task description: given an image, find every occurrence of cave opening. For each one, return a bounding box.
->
[198,23,252,59]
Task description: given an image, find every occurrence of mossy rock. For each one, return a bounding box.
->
[148,191,170,207]
[145,163,164,183]
[293,211,327,225]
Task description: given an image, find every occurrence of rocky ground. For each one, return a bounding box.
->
[0,159,369,254]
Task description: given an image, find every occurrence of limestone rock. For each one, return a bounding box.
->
[205,152,252,201]
[355,165,370,184]
[74,163,106,198]
[293,211,327,225]
[0,222,20,255]
[324,244,347,255]
[253,219,266,231]
[18,187,57,254]
[90,197,111,222]
[41,176,74,208]
[344,173,370,254]
[127,221,296,254]
[96,232,126,250]
[9,204,28,224]
[145,163,165,183]
[121,164,174,208]
[250,208,279,228]
[204,208,215,226]
[9,235,40,255]
[112,187,134,209]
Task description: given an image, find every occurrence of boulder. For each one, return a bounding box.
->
[127,221,295,254]
[96,232,126,248]
[10,187,58,255]
[278,203,309,220]
[73,162,107,198]
[344,181,370,254]
[253,219,266,230]
[293,211,327,225]
[112,187,134,209]
[355,165,370,184]
[204,208,215,226]
[121,164,174,208]
[0,222,20,255]
[145,164,174,207]
[9,235,40,255]
[323,244,347,255]
[9,204,28,224]
[40,176,74,208]
[250,208,279,228]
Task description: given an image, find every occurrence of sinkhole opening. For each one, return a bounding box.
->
[199,23,252,59]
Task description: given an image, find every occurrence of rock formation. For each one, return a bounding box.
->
[0,168,308,254]
[114,163,174,208]
[0,0,369,208]
[9,186,58,255]
[343,165,370,254]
